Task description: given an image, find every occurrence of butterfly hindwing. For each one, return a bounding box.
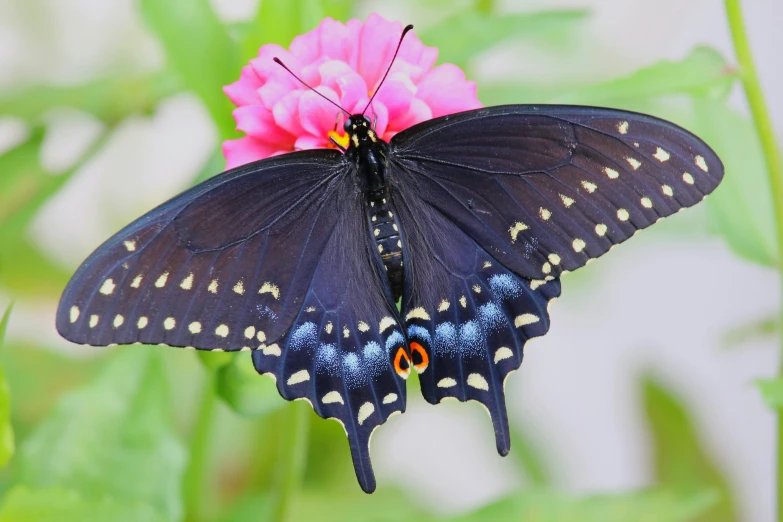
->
[251,187,408,493]
[390,183,560,454]
[390,105,724,281]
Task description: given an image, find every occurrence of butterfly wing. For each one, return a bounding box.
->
[387,104,722,454]
[56,150,407,493]
[390,105,724,281]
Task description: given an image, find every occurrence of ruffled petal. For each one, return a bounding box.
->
[417,64,482,117]
[223,137,282,169]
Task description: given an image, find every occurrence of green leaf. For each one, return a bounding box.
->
[16,348,187,521]
[215,353,285,417]
[643,377,736,522]
[756,379,783,409]
[0,74,180,125]
[449,488,718,522]
[0,487,166,522]
[691,98,778,267]
[0,304,14,468]
[509,420,550,486]
[421,9,589,70]
[721,314,779,349]
[139,0,240,140]
[551,47,735,104]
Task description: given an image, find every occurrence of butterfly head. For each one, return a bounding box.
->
[344,114,378,148]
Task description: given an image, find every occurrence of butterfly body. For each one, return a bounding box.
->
[57,104,723,493]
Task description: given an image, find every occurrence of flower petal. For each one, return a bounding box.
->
[418,64,482,117]
[223,137,283,170]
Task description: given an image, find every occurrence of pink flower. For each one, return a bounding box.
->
[222,13,482,169]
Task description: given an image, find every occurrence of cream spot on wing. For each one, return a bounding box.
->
[483,261,492,268]
[508,221,529,242]
[322,391,344,405]
[515,314,539,327]
[539,207,551,220]
[155,272,169,288]
[358,321,370,332]
[208,279,218,294]
[383,393,398,404]
[695,155,708,172]
[379,316,395,333]
[662,184,674,197]
[343,326,350,338]
[215,324,229,337]
[378,244,383,253]
[393,224,398,231]
[438,300,450,312]
[164,317,176,330]
[137,316,148,329]
[542,262,552,274]
[357,402,375,425]
[572,238,586,253]
[131,275,143,288]
[244,326,255,339]
[69,306,80,323]
[371,216,376,222]
[405,307,430,321]
[683,172,695,184]
[123,240,136,252]
[595,223,608,236]
[641,197,653,208]
[617,208,630,221]
[388,211,393,218]
[467,373,489,391]
[437,378,457,388]
[189,321,202,334]
[259,282,280,299]
[548,253,561,265]
[459,296,467,308]
[113,314,124,328]
[306,306,316,312]
[256,331,266,343]
[626,157,642,170]
[180,273,194,290]
[472,284,481,294]
[560,194,574,208]
[397,240,401,248]
[325,322,333,334]
[604,167,619,179]
[99,278,115,295]
[618,121,629,134]
[530,280,545,290]
[263,344,281,356]
[653,147,671,162]
[233,280,245,295]
[374,228,380,237]
[287,369,310,385]
[494,347,513,363]
[581,181,597,193]
[89,314,99,328]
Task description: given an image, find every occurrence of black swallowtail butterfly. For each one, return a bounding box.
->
[56,25,723,492]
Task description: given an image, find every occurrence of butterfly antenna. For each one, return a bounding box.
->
[362,24,414,116]
[273,57,350,117]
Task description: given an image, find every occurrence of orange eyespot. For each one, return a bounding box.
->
[410,342,429,374]
[394,347,410,379]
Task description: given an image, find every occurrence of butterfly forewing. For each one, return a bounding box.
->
[390,105,724,281]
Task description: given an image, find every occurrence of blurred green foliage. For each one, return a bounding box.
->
[0,0,777,520]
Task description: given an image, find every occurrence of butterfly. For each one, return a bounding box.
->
[56,25,723,493]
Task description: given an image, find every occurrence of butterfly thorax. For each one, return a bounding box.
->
[344,114,389,201]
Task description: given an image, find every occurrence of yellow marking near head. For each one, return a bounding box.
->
[515,314,539,327]
[695,155,708,172]
[259,282,280,299]
[70,306,80,323]
[467,373,489,391]
[100,279,115,295]
[123,240,136,252]
[189,321,202,334]
[155,272,169,288]
[180,273,194,290]
[164,317,176,330]
[604,167,619,179]
[137,316,148,329]
[351,134,359,147]
[508,221,529,242]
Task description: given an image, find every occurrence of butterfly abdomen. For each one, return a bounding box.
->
[369,198,404,302]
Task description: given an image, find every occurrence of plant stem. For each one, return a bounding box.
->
[183,371,217,522]
[271,401,310,522]
[724,1,783,520]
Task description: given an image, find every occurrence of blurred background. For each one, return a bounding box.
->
[0,0,780,521]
